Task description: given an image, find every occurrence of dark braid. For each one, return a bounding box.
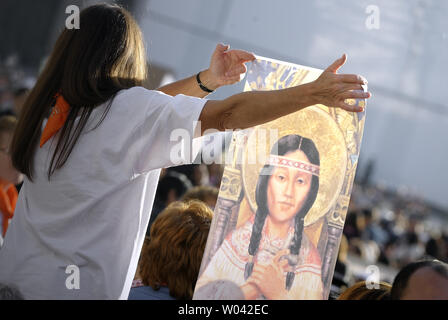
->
[286,215,304,290]
[244,165,272,280]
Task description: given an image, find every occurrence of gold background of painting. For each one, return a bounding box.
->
[241,106,348,227]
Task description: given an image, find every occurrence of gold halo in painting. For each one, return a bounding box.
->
[241,106,347,227]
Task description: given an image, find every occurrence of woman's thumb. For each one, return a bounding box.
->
[325,54,347,73]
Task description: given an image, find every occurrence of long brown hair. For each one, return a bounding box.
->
[11,4,147,180]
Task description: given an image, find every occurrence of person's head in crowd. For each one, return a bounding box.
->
[338,281,391,300]
[13,87,29,116]
[355,210,367,234]
[425,233,445,261]
[0,283,24,300]
[169,164,208,186]
[343,211,359,240]
[349,238,380,264]
[390,259,448,300]
[192,165,209,186]
[406,232,419,246]
[207,163,224,188]
[0,115,22,184]
[138,200,212,299]
[155,171,192,207]
[182,185,219,210]
[378,237,398,267]
[147,171,193,236]
[406,215,421,234]
[360,208,373,224]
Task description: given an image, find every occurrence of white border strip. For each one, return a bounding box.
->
[253,55,323,73]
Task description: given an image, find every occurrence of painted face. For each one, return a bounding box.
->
[266,149,313,224]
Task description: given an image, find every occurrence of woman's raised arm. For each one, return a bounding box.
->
[157,44,255,97]
[199,54,370,135]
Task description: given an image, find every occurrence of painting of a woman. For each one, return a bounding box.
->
[194,134,323,299]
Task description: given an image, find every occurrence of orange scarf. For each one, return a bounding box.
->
[0,179,18,237]
[40,93,70,147]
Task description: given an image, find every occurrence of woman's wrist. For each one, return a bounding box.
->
[298,81,319,107]
[197,69,220,92]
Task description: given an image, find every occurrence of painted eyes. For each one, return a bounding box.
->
[276,174,306,185]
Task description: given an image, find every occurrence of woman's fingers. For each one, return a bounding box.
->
[324,54,347,73]
[339,101,364,112]
[225,64,247,77]
[313,54,370,112]
[233,50,256,62]
[337,74,367,84]
[340,90,371,100]
[339,83,365,92]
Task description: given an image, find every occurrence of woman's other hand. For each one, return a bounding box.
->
[201,44,256,90]
[310,54,371,112]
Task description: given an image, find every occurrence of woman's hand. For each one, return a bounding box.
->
[246,249,290,300]
[200,44,256,90]
[310,54,371,112]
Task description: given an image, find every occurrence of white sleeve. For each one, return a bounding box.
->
[130,88,207,174]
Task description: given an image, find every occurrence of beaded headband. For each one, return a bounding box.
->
[268,155,320,177]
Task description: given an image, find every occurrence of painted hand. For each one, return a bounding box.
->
[247,249,290,300]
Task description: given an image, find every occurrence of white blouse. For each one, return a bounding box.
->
[0,87,206,299]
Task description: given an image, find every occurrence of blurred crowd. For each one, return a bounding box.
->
[349,183,448,266]
[1,57,447,300]
[0,57,31,248]
[0,56,34,119]
[330,181,448,298]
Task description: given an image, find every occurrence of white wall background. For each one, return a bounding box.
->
[134,0,448,209]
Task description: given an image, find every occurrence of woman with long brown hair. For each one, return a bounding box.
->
[0,4,370,299]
